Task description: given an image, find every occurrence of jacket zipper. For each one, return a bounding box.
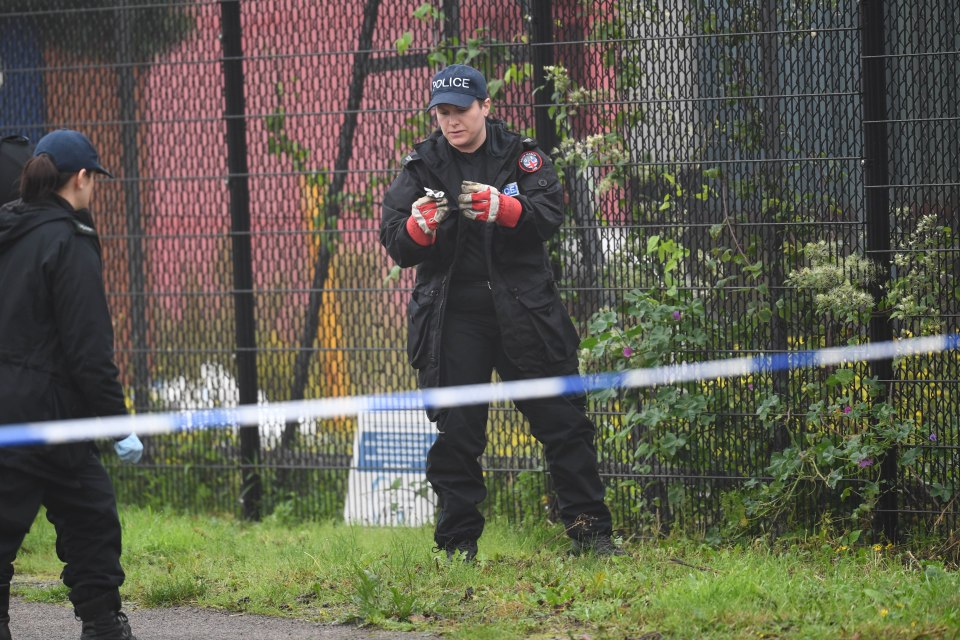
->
[431,275,447,365]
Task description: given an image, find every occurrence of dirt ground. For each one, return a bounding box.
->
[8,597,441,640]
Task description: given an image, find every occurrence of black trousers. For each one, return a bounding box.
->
[427,283,612,548]
[0,446,125,619]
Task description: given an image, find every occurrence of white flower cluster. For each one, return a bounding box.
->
[555,133,628,194]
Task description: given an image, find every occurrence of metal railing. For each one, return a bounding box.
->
[0,0,956,538]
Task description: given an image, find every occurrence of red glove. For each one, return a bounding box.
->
[405,195,449,246]
[458,181,522,228]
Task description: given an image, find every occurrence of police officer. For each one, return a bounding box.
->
[0,129,141,640]
[380,65,623,560]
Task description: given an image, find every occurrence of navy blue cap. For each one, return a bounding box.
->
[34,129,113,178]
[427,64,488,110]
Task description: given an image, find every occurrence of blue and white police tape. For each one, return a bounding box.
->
[0,333,957,448]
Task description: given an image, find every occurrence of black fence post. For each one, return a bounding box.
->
[530,0,561,523]
[759,0,790,458]
[116,0,149,414]
[860,0,896,541]
[220,0,261,521]
[530,0,557,154]
[441,0,460,45]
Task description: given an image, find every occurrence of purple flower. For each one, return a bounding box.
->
[843,406,852,414]
[928,433,937,442]
[623,346,633,358]
[858,458,874,468]
[672,310,682,320]
[747,383,754,391]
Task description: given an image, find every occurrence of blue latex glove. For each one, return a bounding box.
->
[114,433,143,464]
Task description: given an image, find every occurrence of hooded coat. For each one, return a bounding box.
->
[0,195,126,479]
[380,119,581,393]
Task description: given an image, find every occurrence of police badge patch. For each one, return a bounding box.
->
[518,151,543,173]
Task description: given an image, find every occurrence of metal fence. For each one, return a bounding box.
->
[1,0,957,539]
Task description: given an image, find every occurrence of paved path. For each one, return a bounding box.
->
[8,597,440,640]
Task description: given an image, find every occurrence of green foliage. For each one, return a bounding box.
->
[567,1,958,544]
[141,573,209,607]
[785,241,879,325]
[887,214,960,335]
[110,428,240,513]
[588,0,645,88]
[394,31,413,54]
[741,217,959,535]
[425,27,492,70]
[742,375,923,531]
[393,111,433,155]
[544,65,630,193]
[265,77,331,226]
[412,3,442,24]
[20,583,70,603]
[581,171,959,537]
[489,470,551,524]
[581,234,721,529]
[347,565,417,623]
[14,509,960,638]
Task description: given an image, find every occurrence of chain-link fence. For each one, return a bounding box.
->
[1,0,956,539]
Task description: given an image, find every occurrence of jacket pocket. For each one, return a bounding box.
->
[509,278,579,365]
[407,286,440,368]
[0,366,57,423]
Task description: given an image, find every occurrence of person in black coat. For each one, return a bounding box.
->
[380,65,623,560]
[0,129,141,640]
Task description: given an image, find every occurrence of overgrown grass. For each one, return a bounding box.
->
[13,507,960,639]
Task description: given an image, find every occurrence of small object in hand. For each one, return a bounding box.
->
[425,187,445,199]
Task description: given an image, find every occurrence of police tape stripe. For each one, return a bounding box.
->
[0,333,956,448]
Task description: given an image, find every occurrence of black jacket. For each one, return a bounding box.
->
[0,196,126,476]
[380,119,580,387]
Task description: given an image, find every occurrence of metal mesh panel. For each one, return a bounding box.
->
[0,0,956,537]
[883,3,959,532]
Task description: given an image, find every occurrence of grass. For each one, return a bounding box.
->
[11,507,960,639]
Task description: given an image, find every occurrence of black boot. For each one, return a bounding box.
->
[79,611,137,640]
[1,583,10,640]
[443,540,478,562]
[570,535,627,557]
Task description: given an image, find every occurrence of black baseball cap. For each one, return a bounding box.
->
[427,64,488,110]
[34,129,113,178]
